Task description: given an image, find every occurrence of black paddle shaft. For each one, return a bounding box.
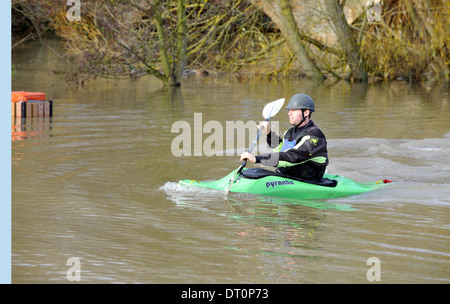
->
[227,98,284,195]
[237,119,268,175]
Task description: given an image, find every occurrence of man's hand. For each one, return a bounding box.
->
[240,152,256,163]
[258,121,271,135]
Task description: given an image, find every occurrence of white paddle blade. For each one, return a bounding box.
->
[262,98,285,120]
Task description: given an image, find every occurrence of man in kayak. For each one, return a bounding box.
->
[240,94,329,181]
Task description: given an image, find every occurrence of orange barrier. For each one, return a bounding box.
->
[11,92,52,118]
[12,91,46,103]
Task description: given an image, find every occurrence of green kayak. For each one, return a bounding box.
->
[179,168,392,200]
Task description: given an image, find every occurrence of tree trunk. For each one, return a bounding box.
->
[279,0,325,81]
[171,0,188,87]
[154,0,187,87]
[324,0,367,81]
[154,6,172,86]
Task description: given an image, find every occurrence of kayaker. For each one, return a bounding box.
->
[240,94,329,181]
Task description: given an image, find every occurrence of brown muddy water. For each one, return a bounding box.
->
[11,38,449,283]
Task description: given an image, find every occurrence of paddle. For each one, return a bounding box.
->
[226,98,285,194]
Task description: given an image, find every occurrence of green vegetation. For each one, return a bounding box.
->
[360,0,450,81]
[12,0,450,86]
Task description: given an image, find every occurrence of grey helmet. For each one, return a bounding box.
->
[286,94,315,112]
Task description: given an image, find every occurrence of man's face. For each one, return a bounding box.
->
[288,109,310,126]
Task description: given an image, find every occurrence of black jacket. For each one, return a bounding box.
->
[255,121,329,180]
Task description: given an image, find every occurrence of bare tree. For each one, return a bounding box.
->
[323,0,367,81]
[278,0,326,80]
[28,0,282,86]
[50,0,188,86]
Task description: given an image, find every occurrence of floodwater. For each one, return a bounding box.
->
[12,37,449,283]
